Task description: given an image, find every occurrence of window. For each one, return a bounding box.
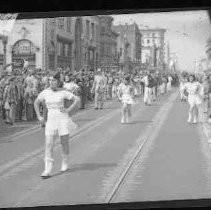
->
[58,17,65,30]
[147,39,150,44]
[64,44,68,57]
[86,20,90,39]
[91,23,94,39]
[66,18,71,32]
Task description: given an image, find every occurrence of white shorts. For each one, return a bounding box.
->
[45,110,77,136]
[122,94,135,105]
[188,95,202,107]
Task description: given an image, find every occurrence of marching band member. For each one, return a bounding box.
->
[34,71,80,178]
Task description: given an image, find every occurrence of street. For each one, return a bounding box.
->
[1,87,211,208]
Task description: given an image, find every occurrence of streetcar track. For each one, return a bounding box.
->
[101,91,178,203]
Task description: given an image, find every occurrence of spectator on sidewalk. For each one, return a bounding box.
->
[3,76,18,125]
[206,75,211,123]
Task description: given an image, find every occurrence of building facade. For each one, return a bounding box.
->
[4,18,44,71]
[140,28,166,71]
[112,23,142,62]
[99,16,119,70]
[0,15,119,73]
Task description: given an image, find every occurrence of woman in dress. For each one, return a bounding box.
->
[34,72,80,178]
[117,76,135,124]
[184,74,203,124]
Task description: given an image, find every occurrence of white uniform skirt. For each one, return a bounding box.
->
[188,94,202,107]
[45,109,77,136]
[122,94,135,105]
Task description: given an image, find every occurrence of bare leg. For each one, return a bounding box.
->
[60,134,70,172]
[41,135,55,178]
[121,104,127,123]
[188,105,194,123]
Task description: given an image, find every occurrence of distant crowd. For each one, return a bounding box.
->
[0,66,179,126]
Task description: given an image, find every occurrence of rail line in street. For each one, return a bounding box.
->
[102,91,178,203]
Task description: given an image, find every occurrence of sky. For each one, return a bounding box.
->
[111,10,211,72]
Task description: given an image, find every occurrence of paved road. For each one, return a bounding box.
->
[1,88,211,208]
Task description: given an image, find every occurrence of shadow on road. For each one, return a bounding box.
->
[126,120,154,125]
[50,162,117,178]
[75,118,95,122]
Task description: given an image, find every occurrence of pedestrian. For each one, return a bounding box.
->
[184,74,203,124]
[117,76,135,124]
[34,71,80,178]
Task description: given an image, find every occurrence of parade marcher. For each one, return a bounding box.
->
[34,71,80,178]
[142,71,153,106]
[117,76,135,124]
[167,74,173,92]
[63,74,79,95]
[184,74,203,124]
[179,76,188,101]
[3,76,18,125]
[91,68,106,110]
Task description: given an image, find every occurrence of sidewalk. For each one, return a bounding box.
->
[0,101,95,140]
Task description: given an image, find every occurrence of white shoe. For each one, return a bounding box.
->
[187,114,192,123]
[60,155,69,172]
[121,117,125,124]
[41,159,53,178]
[125,117,129,123]
[193,118,197,124]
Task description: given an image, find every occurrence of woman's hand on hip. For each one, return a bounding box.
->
[60,107,70,113]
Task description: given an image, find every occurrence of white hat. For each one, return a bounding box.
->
[97,68,101,72]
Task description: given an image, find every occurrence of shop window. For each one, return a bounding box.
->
[86,20,90,39]
[91,23,94,40]
[66,17,71,32]
[58,17,65,30]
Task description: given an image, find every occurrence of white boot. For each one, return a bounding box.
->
[60,155,69,172]
[187,113,192,123]
[193,116,197,124]
[121,116,126,124]
[41,158,53,178]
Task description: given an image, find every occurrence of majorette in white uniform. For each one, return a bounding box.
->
[37,88,77,137]
[167,76,173,92]
[120,84,135,105]
[179,79,188,101]
[185,81,202,107]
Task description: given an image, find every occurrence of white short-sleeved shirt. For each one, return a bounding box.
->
[184,82,201,95]
[37,88,74,120]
